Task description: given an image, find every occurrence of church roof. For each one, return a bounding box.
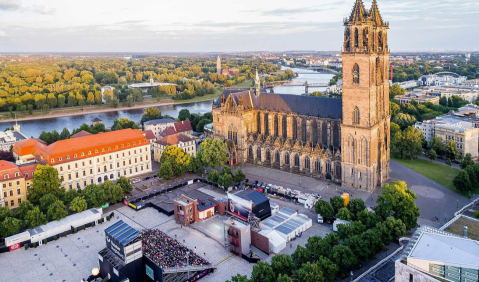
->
[368,0,384,26]
[216,91,342,120]
[349,0,367,23]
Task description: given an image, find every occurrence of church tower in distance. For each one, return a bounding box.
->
[340,0,390,191]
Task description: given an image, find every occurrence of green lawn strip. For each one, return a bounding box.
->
[393,157,462,193]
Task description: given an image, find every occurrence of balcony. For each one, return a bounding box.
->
[228,230,239,238]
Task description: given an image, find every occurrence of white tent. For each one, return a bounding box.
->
[260,229,287,254]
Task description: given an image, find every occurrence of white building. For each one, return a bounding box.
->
[0,123,27,151]
[153,133,196,162]
[394,80,419,89]
[418,74,467,87]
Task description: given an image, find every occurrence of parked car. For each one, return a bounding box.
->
[131,178,140,184]
[252,181,258,187]
[144,176,151,180]
[317,214,324,224]
[261,183,267,189]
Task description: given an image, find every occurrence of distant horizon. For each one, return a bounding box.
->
[0,0,477,52]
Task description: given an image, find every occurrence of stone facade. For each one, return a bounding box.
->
[395,260,440,282]
[212,0,391,191]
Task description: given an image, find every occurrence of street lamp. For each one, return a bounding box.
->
[350,271,353,282]
[92,268,100,277]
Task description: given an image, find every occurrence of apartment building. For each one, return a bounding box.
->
[153,133,196,163]
[144,119,193,139]
[13,129,152,190]
[144,119,176,137]
[0,161,36,209]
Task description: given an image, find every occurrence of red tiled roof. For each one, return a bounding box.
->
[0,160,22,181]
[155,133,194,146]
[19,164,38,180]
[159,126,177,138]
[143,130,156,140]
[71,130,93,139]
[14,129,149,166]
[13,138,47,156]
[174,120,192,133]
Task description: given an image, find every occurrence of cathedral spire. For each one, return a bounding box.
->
[254,68,261,96]
[349,0,367,23]
[368,0,384,26]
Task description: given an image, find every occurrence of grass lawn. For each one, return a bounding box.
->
[445,217,479,241]
[233,79,253,88]
[393,157,462,194]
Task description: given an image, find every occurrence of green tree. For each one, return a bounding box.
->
[295,262,325,282]
[305,235,324,260]
[29,164,64,205]
[271,254,295,277]
[357,210,381,229]
[347,198,366,219]
[376,181,420,229]
[453,170,473,193]
[69,196,88,213]
[345,234,370,264]
[160,146,191,176]
[337,221,365,240]
[317,256,339,282]
[315,200,335,221]
[392,113,417,130]
[0,217,22,237]
[392,126,424,160]
[460,153,474,169]
[15,200,34,220]
[25,207,47,229]
[117,176,133,192]
[250,261,275,282]
[292,245,310,268]
[218,173,234,188]
[63,188,79,205]
[89,186,107,207]
[446,140,458,160]
[178,109,191,121]
[234,169,246,183]
[429,134,446,156]
[226,274,249,282]
[101,181,123,203]
[196,119,210,133]
[208,169,219,182]
[140,107,162,127]
[426,149,437,162]
[198,138,228,168]
[331,245,356,270]
[389,84,406,98]
[446,158,452,166]
[47,200,68,220]
[330,196,345,213]
[277,274,293,282]
[159,161,174,180]
[336,207,353,221]
[111,117,139,131]
[39,193,59,213]
[0,206,14,222]
[389,103,400,118]
[60,128,70,140]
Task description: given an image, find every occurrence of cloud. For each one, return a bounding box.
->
[261,7,335,16]
[33,5,55,15]
[115,20,148,25]
[0,0,21,11]
[0,31,6,36]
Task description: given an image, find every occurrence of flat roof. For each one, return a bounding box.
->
[409,232,479,269]
[105,220,141,246]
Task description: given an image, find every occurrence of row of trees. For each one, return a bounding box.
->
[177,109,213,133]
[228,181,417,282]
[207,166,246,188]
[0,165,133,237]
[453,153,479,194]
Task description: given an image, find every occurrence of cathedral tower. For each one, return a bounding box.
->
[340,0,390,191]
[254,68,261,96]
[217,55,221,74]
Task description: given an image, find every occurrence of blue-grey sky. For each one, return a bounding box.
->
[0,0,477,52]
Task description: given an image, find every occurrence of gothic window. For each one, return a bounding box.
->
[312,120,318,144]
[326,162,332,173]
[294,154,300,167]
[228,123,238,145]
[249,146,253,158]
[266,150,271,162]
[282,116,288,138]
[336,163,342,177]
[257,112,261,133]
[264,113,269,136]
[363,28,368,52]
[353,63,360,84]
[378,31,383,51]
[353,106,360,125]
[301,119,307,143]
[275,150,280,163]
[322,123,328,146]
[257,147,262,160]
[333,124,340,148]
[360,136,369,166]
[304,156,310,170]
[344,28,351,52]
[354,27,359,48]
[347,135,355,163]
[293,118,298,140]
[315,159,321,172]
[376,57,383,82]
[285,152,290,165]
[274,115,279,137]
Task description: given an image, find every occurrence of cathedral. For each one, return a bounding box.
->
[212,0,390,192]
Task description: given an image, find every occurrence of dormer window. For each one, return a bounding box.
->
[66,155,70,160]
[115,145,118,149]
[59,157,62,161]
[95,150,98,153]
[74,154,77,158]
[25,173,29,178]
[121,144,124,148]
[51,158,55,163]
[102,148,105,152]
[88,151,91,155]
[133,142,136,145]
[108,147,111,151]
[4,174,9,179]
[14,172,19,177]
[127,143,130,146]
[81,152,84,156]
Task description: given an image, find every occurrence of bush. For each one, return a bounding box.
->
[53,235,57,240]
[63,231,66,237]
[74,227,77,233]
[107,217,111,221]
[24,244,29,250]
[110,212,115,217]
[474,211,479,219]
[33,242,37,248]
[43,239,47,245]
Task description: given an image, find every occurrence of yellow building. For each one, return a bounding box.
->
[153,133,196,163]
[0,161,36,209]
[13,129,152,190]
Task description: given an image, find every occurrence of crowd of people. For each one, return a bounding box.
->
[142,229,210,269]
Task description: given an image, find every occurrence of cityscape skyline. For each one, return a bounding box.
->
[0,0,477,53]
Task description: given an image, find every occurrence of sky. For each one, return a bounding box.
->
[0,0,477,53]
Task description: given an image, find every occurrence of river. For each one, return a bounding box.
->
[0,67,334,138]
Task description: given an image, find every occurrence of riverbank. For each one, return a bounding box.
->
[0,92,221,124]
